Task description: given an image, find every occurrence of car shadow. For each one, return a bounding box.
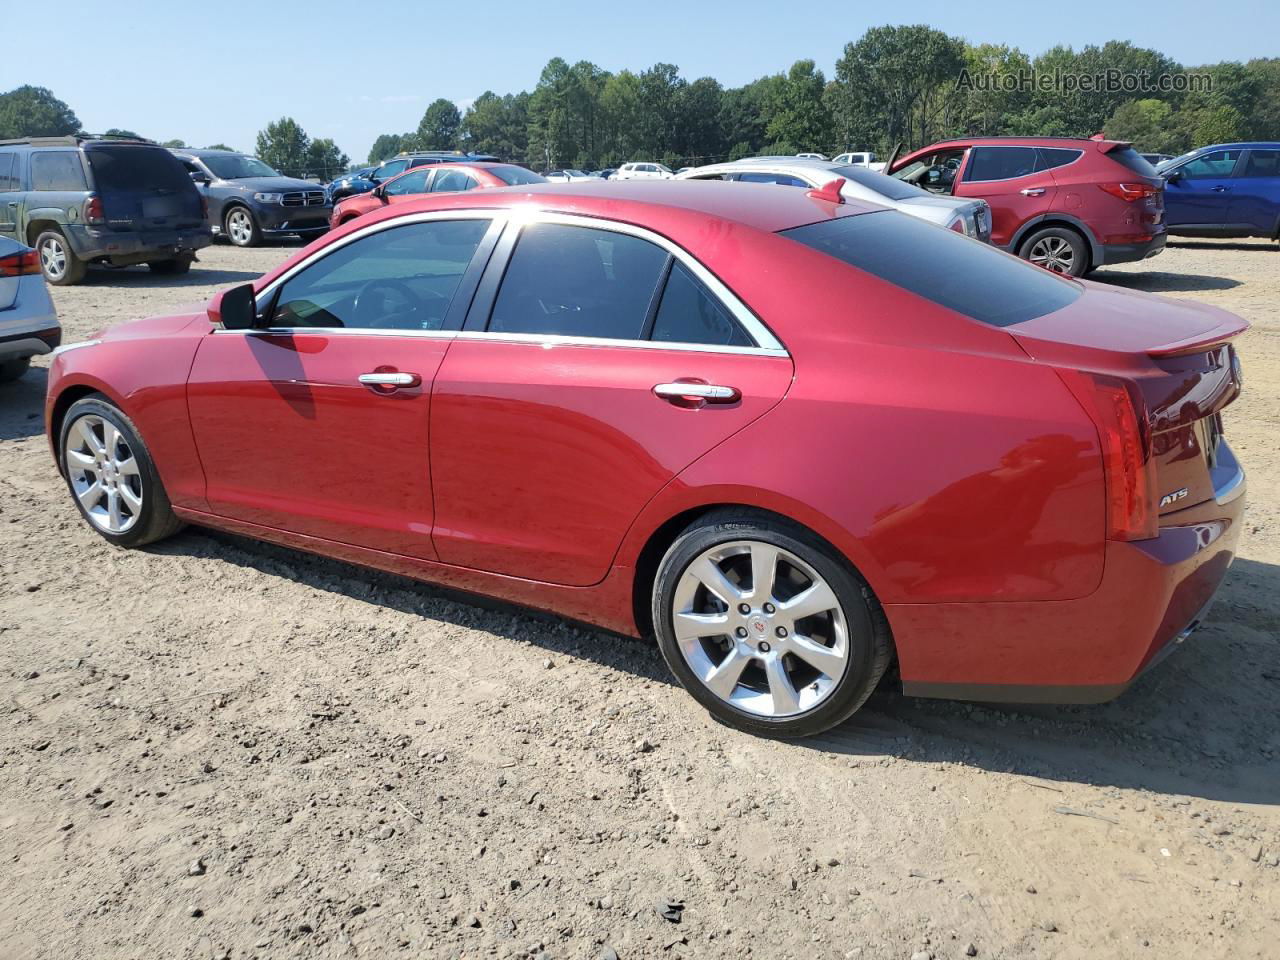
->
[0,365,49,441]
[78,266,262,288]
[1090,269,1241,294]
[149,524,1278,806]
[1168,240,1278,253]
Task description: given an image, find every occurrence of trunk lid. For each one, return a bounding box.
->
[84,144,205,233]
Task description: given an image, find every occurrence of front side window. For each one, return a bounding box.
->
[964,146,1039,182]
[1242,150,1279,178]
[431,170,477,193]
[651,262,751,347]
[31,151,88,191]
[269,219,491,332]
[1180,150,1243,179]
[488,223,668,339]
[383,168,431,196]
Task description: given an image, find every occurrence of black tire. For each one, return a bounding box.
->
[58,395,185,548]
[35,228,87,285]
[1018,225,1089,277]
[224,205,261,248]
[147,254,193,275]
[651,509,892,738]
[0,357,32,383]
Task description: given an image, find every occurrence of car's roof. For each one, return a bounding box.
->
[1190,142,1280,152]
[927,136,1116,147]
[173,148,245,157]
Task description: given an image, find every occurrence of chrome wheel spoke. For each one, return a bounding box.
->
[75,418,105,457]
[764,656,801,715]
[788,635,845,679]
[748,543,779,603]
[687,556,745,607]
[76,479,103,509]
[106,490,124,530]
[67,449,96,470]
[704,650,751,699]
[116,455,140,477]
[118,482,143,513]
[778,579,838,623]
[673,610,730,641]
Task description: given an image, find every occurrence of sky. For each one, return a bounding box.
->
[6,0,1278,164]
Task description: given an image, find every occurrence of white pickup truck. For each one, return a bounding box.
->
[832,151,885,172]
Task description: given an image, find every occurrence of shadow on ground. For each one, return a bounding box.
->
[0,365,48,441]
[76,265,262,288]
[1092,269,1241,294]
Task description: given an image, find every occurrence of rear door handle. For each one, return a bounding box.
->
[1020,187,1046,197]
[653,382,740,403]
[359,372,421,387]
[1211,185,1231,192]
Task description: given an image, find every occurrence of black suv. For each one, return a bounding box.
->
[0,136,211,284]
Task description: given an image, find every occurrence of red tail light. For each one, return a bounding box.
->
[84,195,105,224]
[1098,182,1159,203]
[948,218,965,233]
[0,249,41,277]
[1058,370,1157,541]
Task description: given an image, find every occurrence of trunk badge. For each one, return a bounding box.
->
[1159,487,1189,508]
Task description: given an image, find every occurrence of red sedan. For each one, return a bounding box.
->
[45,181,1247,737]
[329,162,545,229]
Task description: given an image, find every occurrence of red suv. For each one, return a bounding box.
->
[887,137,1166,277]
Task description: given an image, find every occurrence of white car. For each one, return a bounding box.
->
[675,158,992,240]
[795,152,827,161]
[543,169,596,183]
[614,162,673,180]
[833,152,886,172]
[0,237,60,383]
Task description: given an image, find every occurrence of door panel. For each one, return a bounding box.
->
[187,332,449,558]
[953,146,1057,248]
[429,339,793,585]
[1228,150,1280,233]
[1165,149,1244,228]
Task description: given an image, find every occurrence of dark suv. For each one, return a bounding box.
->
[887,137,1166,276]
[172,149,332,247]
[0,136,211,285]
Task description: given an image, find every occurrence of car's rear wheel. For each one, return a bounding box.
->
[652,510,892,737]
[0,357,32,383]
[36,229,87,285]
[224,206,261,247]
[1020,226,1088,277]
[59,396,184,547]
[148,254,194,275]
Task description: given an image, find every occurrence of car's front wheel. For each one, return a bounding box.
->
[652,510,892,737]
[0,357,32,383]
[224,206,261,247]
[59,396,185,547]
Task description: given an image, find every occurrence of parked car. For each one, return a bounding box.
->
[45,180,1247,737]
[833,151,876,166]
[676,158,992,240]
[1141,153,1173,167]
[331,153,490,204]
[543,169,595,183]
[325,166,374,204]
[172,149,332,248]
[614,162,673,180]
[0,136,211,285]
[330,163,546,228]
[795,152,827,161]
[0,237,59,381]
[597,168,618,180]
[886,137,1166,276]
[1157,143,1280,241]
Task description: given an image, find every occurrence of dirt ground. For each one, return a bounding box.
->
[1,237,1277,960]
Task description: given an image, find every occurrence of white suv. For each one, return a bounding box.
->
[614,162,673,180]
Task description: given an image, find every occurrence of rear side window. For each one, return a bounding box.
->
[86,146,191,192]
[1106,147,1159,177]
[782,211,1081,327]
[0,152,16,192]
[965,147,1038,182]
[431,169,476,192]
[832,165,923,201]
[31,151,88,191]
[1037,148,1083,171]
[1242,150,1279,178]
[738,172,808,187]
[489,165,546,186]
[651,262,752,347]
[489,223,668,339]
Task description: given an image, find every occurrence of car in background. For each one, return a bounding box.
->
[676,158,992,240]
[832,151,884,171]
[543,169,596,183]
[795,152,827,161]
[596,168,618,180]
[172,149,332,248]
[330,163,546,228]
[0,136,211,285]
[1157,143,1280,241]
[331,153,499,204]
[325,166,374,204]
[0,237,59,381]
[1141,153,1173,167]
[886,136,1166,276]
[614,162,673,180]
[45,179,1248,738]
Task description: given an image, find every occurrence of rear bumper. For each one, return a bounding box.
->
[66,224,213,264]
[0,324,62,361]
[1097,231,1167,266]
[891,440,1245,703]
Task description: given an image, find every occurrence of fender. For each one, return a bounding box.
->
[1007,213,1103,265]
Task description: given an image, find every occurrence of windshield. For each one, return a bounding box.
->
[489,165,548,186]
[832,164,924,201]
[202,154,281,179]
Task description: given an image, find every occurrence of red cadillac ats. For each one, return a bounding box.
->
[329,162,546,229]
[45,181,1247,737]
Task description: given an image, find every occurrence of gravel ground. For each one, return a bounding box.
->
[1,238,1278,960]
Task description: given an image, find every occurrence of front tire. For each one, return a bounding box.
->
[0,357,32,382]
[59,396,184,547]
[652,510,892,737]
[1019,226,1089,277]
[224,206,261,247]
[35,229,87,285]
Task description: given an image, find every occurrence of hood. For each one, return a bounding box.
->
[97,311,207,342]
[221,176,321,192]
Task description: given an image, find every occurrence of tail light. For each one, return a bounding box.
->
[84,195,105,225]
[0,249,41,277]
[1058,370,1157,541]
[948,217,966,233]
[1098,182,1159,203]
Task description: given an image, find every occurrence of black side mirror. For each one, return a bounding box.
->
[189,171,211,185]
[1165,169,1183,183]
[211,283,257,330]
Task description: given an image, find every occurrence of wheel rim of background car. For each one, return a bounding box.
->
[672,540,849,718]
[1028,236,1075,273]
[39,236,68,280]
[64,415,143,534]
[227,210,253,245]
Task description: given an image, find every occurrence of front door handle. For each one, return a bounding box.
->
[653,382,740,404]
[358,371,421,388]
[1020,187,1046,197]
[1211,185,1231,192]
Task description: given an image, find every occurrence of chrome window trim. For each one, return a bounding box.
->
[229,206,788,357]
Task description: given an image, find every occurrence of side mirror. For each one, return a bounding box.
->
[189,171,211,185]
[208,283,257,330]
[373,184,387,200]
[1165,169,1183,183]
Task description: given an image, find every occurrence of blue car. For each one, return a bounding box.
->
[1159,142,1280,241]
[327,153,506,204]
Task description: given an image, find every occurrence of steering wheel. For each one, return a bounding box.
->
[351,278,448,330]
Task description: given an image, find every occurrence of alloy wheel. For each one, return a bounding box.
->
[64,415,143,534]
[227,209,254,245]
[1028,236,1075,273]
[671,540,849,718]
[39,236,68,281]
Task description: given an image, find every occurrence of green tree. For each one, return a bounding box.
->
[636,63,686,159]
[764,60,833,153]
[162,139,188,148]
[953,44,1034,138]
[461,91,529,159]
[417,98,461,150]
[0,85,80,139]
[205,143,234,151]
[599,71,643,164]
[368,133,405,164]
[255,117,310,176]
[674,76,724,163]
[305,137,349,180]
[104,128,142,139]
[1103,99,1180,153]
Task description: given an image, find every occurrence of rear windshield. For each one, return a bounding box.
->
[87,146,191,191]
[831,164,923,201]
[1107,147,1159,178]
[781,211,1081,327]
[489,165,547,186]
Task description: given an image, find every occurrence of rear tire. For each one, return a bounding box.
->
[148,254,193,275]
[652,509,892,738]
[1019,226,1089,277]
[224,206,261,247]
[0,357,32,383]
[35,229,87,285]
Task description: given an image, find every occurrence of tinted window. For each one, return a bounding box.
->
[965,146,1038,182]
[31,151,88,191]
[384,168,431,195]
[1180,150,1243,179]
[1242,150,1279,178]
[0,152,15,192]
[782,211,1081,328]
[489,223,668,339]
[738,172,808,187]
[1037,148,1083,171]
[270,219,490,332]
[374,159,408,181]
[489,165,547,186]
[651,262,751,347]
[832,164,923,201]
[1106,147,1158,177]
[431,169,476,192]
[86,146,191,191]
[202,155,279,179]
